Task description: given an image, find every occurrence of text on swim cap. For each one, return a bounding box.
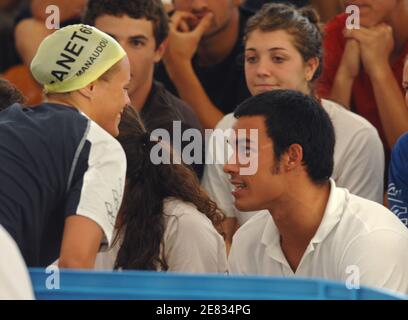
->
[75,38,110,77]
[50,25,93,83]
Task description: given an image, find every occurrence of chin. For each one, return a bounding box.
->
[234,198,261,212]
[359,17,377,28]
[106,126,119,137]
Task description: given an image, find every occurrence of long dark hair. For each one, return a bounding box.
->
[114,107,224,270]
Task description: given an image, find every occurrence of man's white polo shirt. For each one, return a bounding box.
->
[228,180,408,295]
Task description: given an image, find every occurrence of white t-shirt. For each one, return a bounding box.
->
[202,99,385,226]
[0,225,34,300]
[95,198,227,274]
[228,180,408,295]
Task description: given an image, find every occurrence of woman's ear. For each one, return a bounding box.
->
[305,57,320,81]
[77,81,96,99]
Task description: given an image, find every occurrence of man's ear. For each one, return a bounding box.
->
[283,144,303,172]
[77,81,96,99]
[154,38,169,63]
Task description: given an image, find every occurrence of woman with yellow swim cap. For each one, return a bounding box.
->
[0,24,130,270]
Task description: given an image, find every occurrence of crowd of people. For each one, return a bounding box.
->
[0,0,408,299]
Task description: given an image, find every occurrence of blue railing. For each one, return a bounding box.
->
[28,269,407,300]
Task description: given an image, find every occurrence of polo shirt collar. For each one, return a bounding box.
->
[261,179,347,260]
[309,179,346,247]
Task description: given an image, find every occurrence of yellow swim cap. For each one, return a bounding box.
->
[30,24,126,93]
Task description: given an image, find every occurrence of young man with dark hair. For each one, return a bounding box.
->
[0,77,26,111]
[155,0,253,128]
[83,0,204,178]
[226,90,408,295]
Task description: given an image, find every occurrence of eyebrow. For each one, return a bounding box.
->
[128,35,149,42]
[106,33,149,42]
[245,47,288,52]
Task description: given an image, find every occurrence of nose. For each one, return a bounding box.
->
[191,0,209,12]
[255,57,272,78]
[223,150,240,176]
[124,90,131,106]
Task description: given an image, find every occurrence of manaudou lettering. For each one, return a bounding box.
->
[75,38,109,77]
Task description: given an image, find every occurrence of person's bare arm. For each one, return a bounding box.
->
[347,25,408,147]
[370,66,408,147]
[31,0,87,22]
[15,0,87,66]
[58,215,103,269]
[329,38,360,109]
[163,11,224,129]
[14,18,53,65]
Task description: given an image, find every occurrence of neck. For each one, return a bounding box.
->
[197,8,240,67]
[130,77,153,112]
[45,94,96,120]
[45,95,77,109]
[389,2,408,58]
[267,179,331,256]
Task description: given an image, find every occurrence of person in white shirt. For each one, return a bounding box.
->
[202,3,384,252]
[95,107,227,273]
[225,89,408,295]
[0,225,34,300]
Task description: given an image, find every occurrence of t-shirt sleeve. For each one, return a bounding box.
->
[388,134,408,228]
[335,127,385,203]
[65,121,127,248]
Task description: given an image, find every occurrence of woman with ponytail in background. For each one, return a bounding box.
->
[95,107,227,273]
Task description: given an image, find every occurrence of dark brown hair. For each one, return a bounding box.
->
[244,3,323,81]
[114,107,224,270]
[0,77,26,111]
[83,0,169,48]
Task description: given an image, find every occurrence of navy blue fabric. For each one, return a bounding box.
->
[0,103,90,266]
[388,133,408,229]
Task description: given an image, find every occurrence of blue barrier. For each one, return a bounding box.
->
[29,269,407,300]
